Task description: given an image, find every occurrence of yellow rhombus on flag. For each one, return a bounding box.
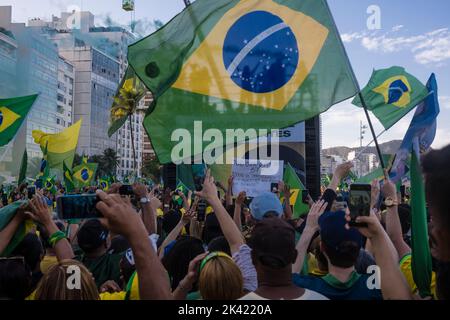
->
[32,118,82,170]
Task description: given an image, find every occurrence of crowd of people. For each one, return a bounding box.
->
[0,144,449,300]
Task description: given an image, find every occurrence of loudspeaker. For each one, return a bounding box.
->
[162,163,177,190]
[305,116,321,201]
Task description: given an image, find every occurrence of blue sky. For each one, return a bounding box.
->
[1,0,449,150]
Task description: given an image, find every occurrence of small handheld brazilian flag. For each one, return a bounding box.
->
[0,94,38,147]
[72,162,98,188]
[37,142,50,180]
[99,177,110,191]
[283,163,309,218]
[352,66,428,130]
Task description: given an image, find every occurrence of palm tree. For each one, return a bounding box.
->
[110,75,146,176]
[102,148,119,176]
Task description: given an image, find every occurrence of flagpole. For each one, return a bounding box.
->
[323,0,386,176]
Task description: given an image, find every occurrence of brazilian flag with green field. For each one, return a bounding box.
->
[72,161,98,188]
[352,66,428,130]
[127,0,358,163]
[0,94,38,147]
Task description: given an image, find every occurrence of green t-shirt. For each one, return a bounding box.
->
[77,252,123,288]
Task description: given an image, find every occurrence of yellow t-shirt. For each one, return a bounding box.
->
[40,255,58,274]
[100,291,127,300]
[399,254,437,298]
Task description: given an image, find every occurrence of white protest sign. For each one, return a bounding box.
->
[232,160,284,197]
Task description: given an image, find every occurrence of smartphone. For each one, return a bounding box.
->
[194,176,204,192]
[119,184,134,196]
[348,184,371,227]
[243,196,253,207]
[56,194,102,220]
[197,200,207,222]
[270,183,278,193]
[302,190,309,204]
[27,186,36,200]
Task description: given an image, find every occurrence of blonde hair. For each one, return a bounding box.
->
[35,259,99,300]
[198,254,243,300]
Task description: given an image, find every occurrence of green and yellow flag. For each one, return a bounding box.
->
[18,148,28,185]
[98,177,110,191]
[352,66,428,129]
[44,176,57,195]
[128,0,358,163]
[72,162,98,188]
[32,119,82,170]
[0,201,36,256]
[0,94,38,147]
[283,163,309,218]
[63,161,75,193]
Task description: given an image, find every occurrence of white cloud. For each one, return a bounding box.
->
[439,96,450,110]
[392,25,404,32]
[344,27,450,65]
[432,128,450,149]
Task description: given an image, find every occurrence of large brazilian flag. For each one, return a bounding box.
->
[128,0,358,163]
[32,119,82,170]
[72,162,98,188]
[0,94,38,147]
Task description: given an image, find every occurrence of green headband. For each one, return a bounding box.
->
[199,251,233,273]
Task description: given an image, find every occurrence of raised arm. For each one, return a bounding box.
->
[225,175,234,208]
[158,208,195,259]
[382,177,411,260]
[27,195,74,261]
[96,190,172,300]
[292,200,327,273]
[196,170,244,254]
[133,183,159,235]
[233,191,246,231]
[348,211,411,299]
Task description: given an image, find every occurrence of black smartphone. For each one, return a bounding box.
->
[119,184,134,196]
[27,186,36,200]
[194,176,204,192]
[56,194,102,220]
[243,196,253,207]
[197,200,207,222]
[302,190,309,204]
[348,184,371,227]
[270,183,278,193]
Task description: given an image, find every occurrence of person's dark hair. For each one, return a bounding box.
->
[76,219,109,254]
[203,213,224,245]
[108,235,130,254]
[161,236,205,290]
[321,240,360,268]
[248,218,297,270]
[207,236,231,256]
[162,209,181,235]
[422,144,450,300]
[11,233,44,272]
[0,257,32,300]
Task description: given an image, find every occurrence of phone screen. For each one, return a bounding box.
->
[56,194,102,220]
[197,200,207,222]
[119,185,134,196]
[270,183,278,193]
[349,184,371,224]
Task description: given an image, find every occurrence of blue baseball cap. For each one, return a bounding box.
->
[249,192,283,221]
[319,211,362,251]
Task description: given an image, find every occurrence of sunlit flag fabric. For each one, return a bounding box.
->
[352,66,428,130]
[32,119,82,170]
[0,94,38,147]
[72,162,98,188]
[127,0,358,163]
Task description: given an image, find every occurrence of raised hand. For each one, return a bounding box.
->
[304,199,328,232]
